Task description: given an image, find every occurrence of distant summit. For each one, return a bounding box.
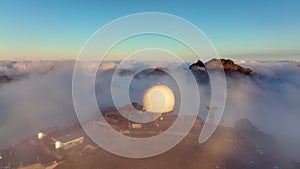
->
[190,58,254,75]
[189,60,206,71]
[0,75,12,84]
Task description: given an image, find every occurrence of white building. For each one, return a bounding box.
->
[37,132,46,140]
[51,132,84,150]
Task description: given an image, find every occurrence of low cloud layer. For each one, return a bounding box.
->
[0,60,299,161]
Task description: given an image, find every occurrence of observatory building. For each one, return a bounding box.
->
[37,130,84,150]
[103,84,176,132]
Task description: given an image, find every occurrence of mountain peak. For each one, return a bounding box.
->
[190,58,255,75]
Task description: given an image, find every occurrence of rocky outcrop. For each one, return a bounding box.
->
[189,60,206,71]
[0,75,12,84]
[131,102,144,111]
[190,58,254,75]
[207,59,253,74]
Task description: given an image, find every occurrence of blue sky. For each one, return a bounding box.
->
[0,0,299,60]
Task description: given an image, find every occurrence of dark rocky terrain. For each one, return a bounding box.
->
[55,118,296,169]
[1,117,297,169]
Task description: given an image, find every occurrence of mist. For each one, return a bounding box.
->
[0,60,299,161]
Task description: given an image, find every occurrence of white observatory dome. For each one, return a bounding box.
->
[143,84,175,113]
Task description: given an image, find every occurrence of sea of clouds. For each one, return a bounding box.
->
[0,60,299,161]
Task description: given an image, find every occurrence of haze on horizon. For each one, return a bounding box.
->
[0,0,300,61]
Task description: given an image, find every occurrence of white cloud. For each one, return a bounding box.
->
[0,60,300,161]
